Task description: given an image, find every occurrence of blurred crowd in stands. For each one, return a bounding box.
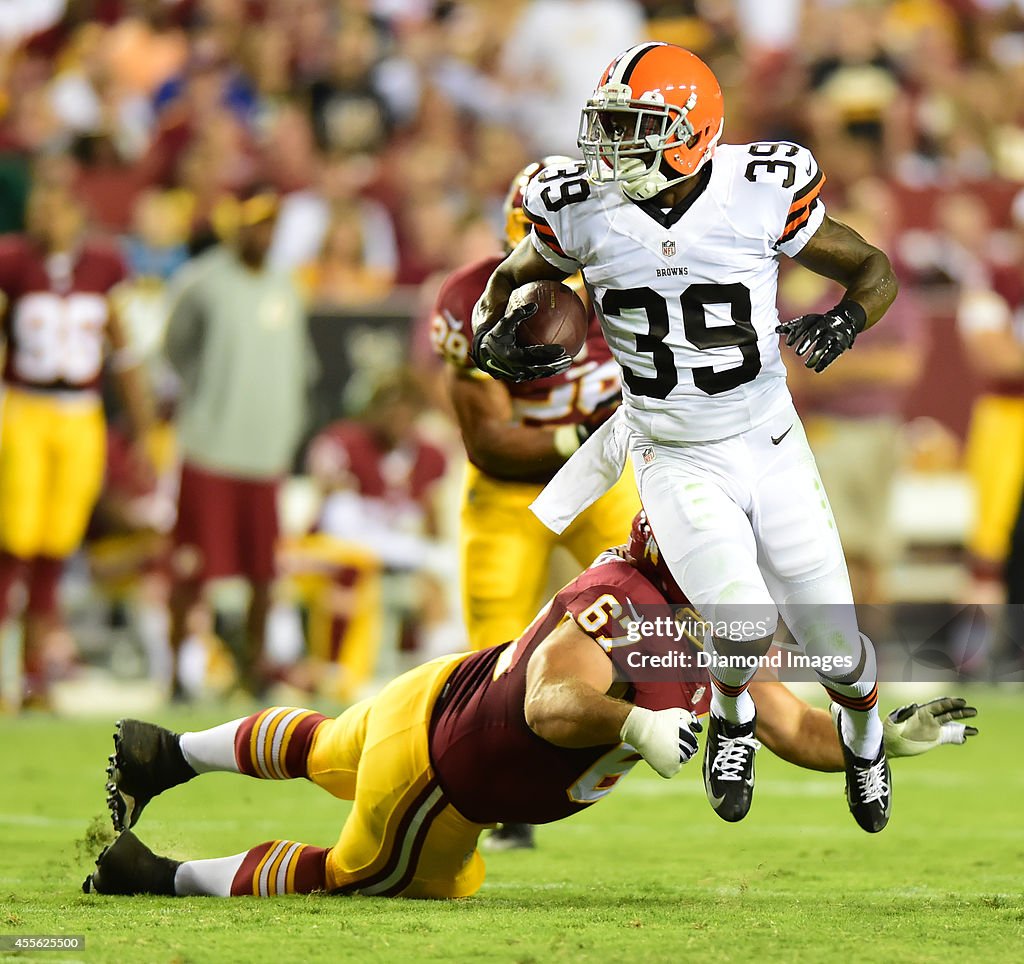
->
[2,0,1024,706]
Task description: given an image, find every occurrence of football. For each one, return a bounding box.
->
[509,280,588,357]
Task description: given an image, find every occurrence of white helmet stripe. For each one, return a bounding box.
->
[607,41,666,87]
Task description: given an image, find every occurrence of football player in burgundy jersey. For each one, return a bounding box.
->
[431,156,636,655]
[0,181,152,708]
[432,157,639,849]
[85,513,976,900]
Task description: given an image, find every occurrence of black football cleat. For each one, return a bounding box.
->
[703,713,760,823]
[835,709,892,833]
[83,830,180,896]
[483,823,535,852]
[106,719,197,832]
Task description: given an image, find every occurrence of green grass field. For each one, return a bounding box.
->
[1,686,1020,963]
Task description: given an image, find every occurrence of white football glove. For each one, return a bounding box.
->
[620,706,703,779]
[883,697,979,757]
[831,697,979,759]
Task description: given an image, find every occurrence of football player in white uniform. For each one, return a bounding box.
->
[470,43,899,833]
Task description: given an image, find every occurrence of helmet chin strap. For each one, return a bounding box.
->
[617,116,723,201]
[619,157,696,201]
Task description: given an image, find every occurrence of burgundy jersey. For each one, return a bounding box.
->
[988,264,1024,396]
[429,553,712,825]
[0,235,127,392]
[307,421,447,504]
[429,255,620,431]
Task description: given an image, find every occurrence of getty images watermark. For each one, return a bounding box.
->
[603,604,1024,683]
[623,614,853,676]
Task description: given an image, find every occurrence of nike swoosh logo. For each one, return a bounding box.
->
[771,425,793,445]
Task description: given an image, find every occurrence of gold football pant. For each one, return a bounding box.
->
[0,387,106,559]
[309,651,487,898]
[964,394,1024,569]
[282,534,383,702]
[459,461,640,650]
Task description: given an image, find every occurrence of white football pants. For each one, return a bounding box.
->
[631,402,861,661]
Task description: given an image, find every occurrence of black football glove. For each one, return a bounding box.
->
[471,303,573,384]
[776,300,867,373]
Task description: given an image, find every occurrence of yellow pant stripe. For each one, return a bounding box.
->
[249,710,276,780]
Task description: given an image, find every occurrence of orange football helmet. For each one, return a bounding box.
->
[502,155,574,250]
[579,42,724,200]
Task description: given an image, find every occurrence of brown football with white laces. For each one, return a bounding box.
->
[509,281,587,356]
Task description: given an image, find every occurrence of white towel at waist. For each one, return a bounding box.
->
[530,407,630,534]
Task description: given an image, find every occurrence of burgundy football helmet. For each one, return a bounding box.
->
[627,510,688,605]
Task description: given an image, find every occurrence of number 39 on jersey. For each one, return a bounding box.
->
[523,142,827,442]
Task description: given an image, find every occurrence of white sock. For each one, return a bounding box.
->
[840,708,883,760]
[710,687,756,725]
[175,854,246,897]
[816,634,883,758]
[707,635,759,725]
[179,720,244,774]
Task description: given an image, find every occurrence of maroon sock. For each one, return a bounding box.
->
[230,841,330,896]
[233,708,329,779]
[26,556,63,617]
[0,552,25,622]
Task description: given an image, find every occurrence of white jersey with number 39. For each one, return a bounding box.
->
[523,142,827,442]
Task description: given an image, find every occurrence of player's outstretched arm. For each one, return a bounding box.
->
[470,237,575,383]
[777,215,899,372]
[448,371,584,480]
[524,620,701,779]
[751,681,978,772]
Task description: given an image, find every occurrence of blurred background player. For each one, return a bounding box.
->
[430,157,640,848]
[957,272,1024,601]
[164,191,312,700]
[0,180,152,708]
[287,374,449,702]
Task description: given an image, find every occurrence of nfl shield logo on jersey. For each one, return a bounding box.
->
[643,447,656,464]
[662,239,676,257]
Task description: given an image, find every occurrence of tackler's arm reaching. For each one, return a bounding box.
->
[752,680,978,772]
[524,618,702,779]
